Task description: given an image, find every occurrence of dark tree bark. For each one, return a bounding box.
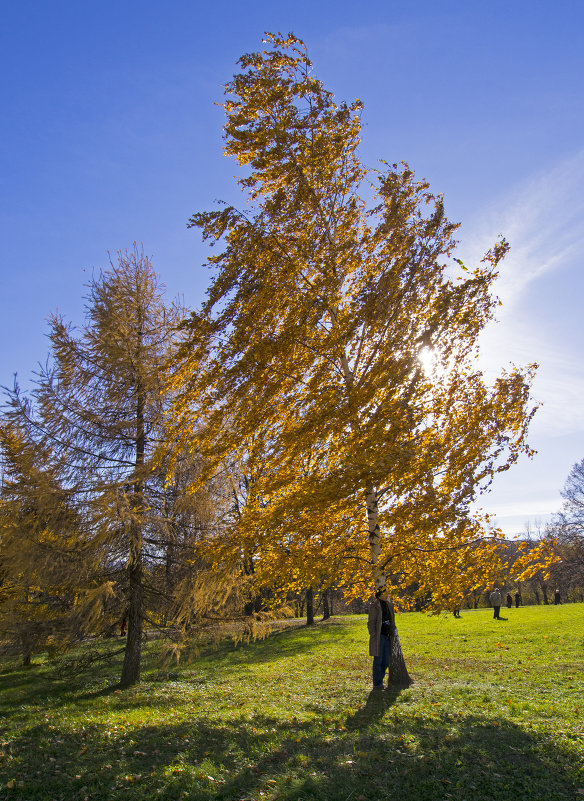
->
[21,643,33,667]
[306,587,315,626]
[296,596,305,618]
[120,372,145,688]
[389,632,413,687]
[120,550,143,687]
[322,588,331,620]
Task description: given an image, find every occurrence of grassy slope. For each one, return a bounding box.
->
[0,604,583,801]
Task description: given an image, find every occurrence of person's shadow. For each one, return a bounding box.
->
[345,688,402,730]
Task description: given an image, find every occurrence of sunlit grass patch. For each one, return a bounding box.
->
[1,604,583,800]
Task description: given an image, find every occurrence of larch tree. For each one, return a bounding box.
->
[0,426,86,665]
[2,249,190,686]
[169,34,546,685]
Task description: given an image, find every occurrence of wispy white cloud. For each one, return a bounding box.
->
[458,148,584,311]
[478,498,561,521]
[463,150,584,531]
[479,319,584,435]
[456,150,584,437]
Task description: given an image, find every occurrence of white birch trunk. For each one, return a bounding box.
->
[366,486,386,589]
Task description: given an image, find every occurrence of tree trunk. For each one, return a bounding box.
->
[20,622,34,666]
[296,595,305,618]
[164,537,176,626]
[120,373,145,688]
[322,588,331,620]
[22,653,32,667]
[389,631,412,687]
[366,486,384,588]
[306,587,315,626]
[120,548,143,687]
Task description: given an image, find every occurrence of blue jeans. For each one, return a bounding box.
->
[372,634,391,687]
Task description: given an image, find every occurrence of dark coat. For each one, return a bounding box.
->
[367,598,396,657]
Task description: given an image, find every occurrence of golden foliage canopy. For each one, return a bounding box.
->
[168,33,542,608]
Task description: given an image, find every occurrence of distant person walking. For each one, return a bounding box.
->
[506,593,513,609]
[368,587,396,689]
[514,591,521,608]
[554,588,561,605]
[490,587,502,619]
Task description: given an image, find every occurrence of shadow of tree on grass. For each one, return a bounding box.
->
[2,699,580,801]
[345,688,403,730]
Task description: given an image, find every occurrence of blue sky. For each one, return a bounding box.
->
[1,1,583,535]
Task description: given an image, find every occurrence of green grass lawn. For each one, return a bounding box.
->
[1,603,583,800]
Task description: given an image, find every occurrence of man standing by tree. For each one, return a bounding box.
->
[368,587,396,689]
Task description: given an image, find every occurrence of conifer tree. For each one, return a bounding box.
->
[169,35,547,685]
[0,426,85,665]
[2,249,187,685]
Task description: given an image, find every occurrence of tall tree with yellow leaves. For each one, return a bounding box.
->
[169,34,543,685]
